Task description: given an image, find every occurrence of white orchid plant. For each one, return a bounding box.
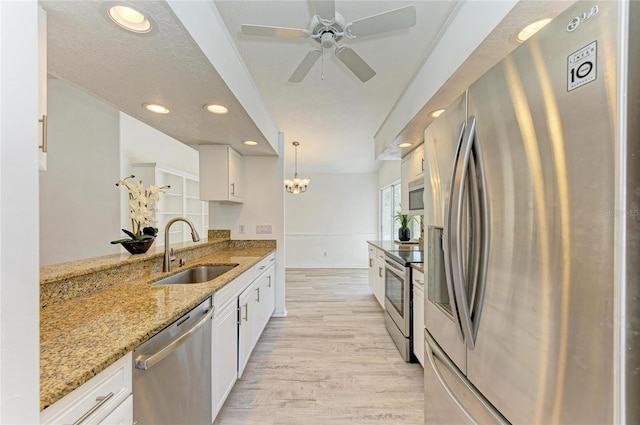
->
[110,175,170,244]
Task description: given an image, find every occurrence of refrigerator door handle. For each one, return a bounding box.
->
[443,121,467,342]
[450,116,479,350]
[452,116,490,350]
[449,114,475,349]
[469,117,490,345]
[426,331,508,425]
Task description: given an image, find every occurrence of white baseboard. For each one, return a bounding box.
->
[272,309,288,318]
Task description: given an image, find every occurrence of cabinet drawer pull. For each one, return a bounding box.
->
[72,392,114,425]
[39,114,48,153]
[243,303,248,322]
[379,267,383,278]
[231,182,235,195]
[267,276,272,288]
[256,287,260,302]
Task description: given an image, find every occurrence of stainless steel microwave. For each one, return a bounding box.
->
[408,178,424,213]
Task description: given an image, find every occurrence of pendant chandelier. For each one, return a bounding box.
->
[284,141,310,194]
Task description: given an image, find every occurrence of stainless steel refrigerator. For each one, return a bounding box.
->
[422,1,639,424]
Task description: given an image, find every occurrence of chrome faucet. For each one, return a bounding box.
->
[163,217,200,272]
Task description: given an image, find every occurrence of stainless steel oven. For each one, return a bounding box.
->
[384,249,422,362]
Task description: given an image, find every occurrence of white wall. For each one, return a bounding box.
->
[285,173,377,268]
[208,134,287,316]
[39,79,121,265]
[377,159,401,189]
[376,159,401,240]
[0,1,40,421]
[119,112,199,176]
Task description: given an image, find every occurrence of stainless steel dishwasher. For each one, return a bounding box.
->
[133,297,213,425]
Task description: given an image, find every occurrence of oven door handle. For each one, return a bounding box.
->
[385,258,406,274]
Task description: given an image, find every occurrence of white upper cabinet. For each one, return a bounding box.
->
[411,144,425,179]
[199,145,244,203]
[401,143,424,213]
[401,157,412,213]
[38,6,47,171]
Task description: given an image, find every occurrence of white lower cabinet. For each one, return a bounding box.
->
[41,353,133,425]
[212,253,276,421]
[211,298,239,419]
[367,245,386,309]
[238,277,259,377]
[412,269,425,367]
[99,395,132,425]
[256,264,276,338]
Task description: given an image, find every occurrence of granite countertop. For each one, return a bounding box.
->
[40,244,275,411]
[367,240,423,252]
[368,240,424,272]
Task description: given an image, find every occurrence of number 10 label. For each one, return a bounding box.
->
[568,41,597,92]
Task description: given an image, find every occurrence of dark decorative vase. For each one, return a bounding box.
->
[121,238,155,254]
[398,226,411,242]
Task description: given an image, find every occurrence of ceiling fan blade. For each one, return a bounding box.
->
[313,0,335,22]
[289,49,322,83]
[335,46,376,82]
[346,5,416,39]
[241,24,309,38]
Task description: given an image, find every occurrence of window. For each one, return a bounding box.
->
[380,180,422,241]
[380,181,401,240]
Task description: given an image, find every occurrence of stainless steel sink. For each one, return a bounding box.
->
[152,264,238,285]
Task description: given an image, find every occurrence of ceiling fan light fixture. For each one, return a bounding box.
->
[285,141,310,194]
[242,4,415,83]
[243,140,258,146]
[204,104,228,114]
[143,103,170,114]
[398,142,412,148]
[107,4,152,33]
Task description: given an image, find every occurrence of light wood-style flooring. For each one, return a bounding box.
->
[214,268,424,425]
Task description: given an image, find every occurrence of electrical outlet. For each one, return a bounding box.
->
[256,224,272,234]
[239,224,244,234]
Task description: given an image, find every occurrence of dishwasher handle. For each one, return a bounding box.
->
[135,306,214,371]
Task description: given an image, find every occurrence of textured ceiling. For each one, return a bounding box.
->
[41,0,277,157]
[40,0,572,177]
[214,0,460,174]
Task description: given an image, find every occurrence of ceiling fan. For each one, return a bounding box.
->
[241,1,416,83]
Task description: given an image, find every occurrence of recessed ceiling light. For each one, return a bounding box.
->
[398,142,412,148]
[108,4,152,34]
[204,104,228,115]
[429,109,445,118]
[143,103,170,114]
[516,18,552,43]
[243,140,258,146]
